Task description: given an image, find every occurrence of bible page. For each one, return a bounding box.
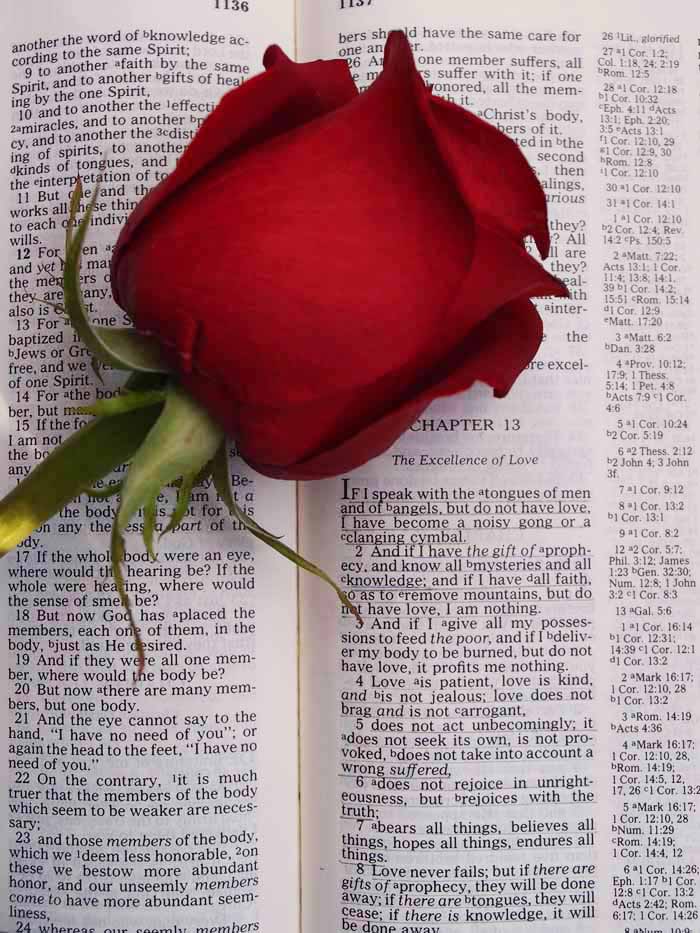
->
[297,0,700,931]
[1,2,300,933]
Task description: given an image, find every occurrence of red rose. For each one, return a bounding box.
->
[111,32,567,480]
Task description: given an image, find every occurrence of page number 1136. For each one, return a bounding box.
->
[214,0,250,10]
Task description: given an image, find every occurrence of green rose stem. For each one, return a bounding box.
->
[0,178,361,677]
[0,404,161,556]
[0,398,164,671]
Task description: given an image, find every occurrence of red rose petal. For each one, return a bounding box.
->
[442,220,568,342]
[110,33,568,481]
[115,36,477,407]
[380,33,551,257]
[242,396,429,480]
[226,289,551,479]
[243,299,544,480]
[166,209,566,472]
[429,94,552,257]
[111,48,357,304]
[418,297,545,401]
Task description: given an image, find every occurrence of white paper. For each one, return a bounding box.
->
[298,1,700,930]
[1,3,299,932]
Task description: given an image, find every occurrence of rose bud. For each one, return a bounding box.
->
[111,31,568,480]
[0,32,568,672]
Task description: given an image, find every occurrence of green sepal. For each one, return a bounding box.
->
[108,385,224,655]
[116,383,224,534]
[77,389,167,418]
[111,524,146,675]
[211,446,363,627]
[85,481,123,500]
[66,175,83,254]
[142,495,159,560]
[160,472,197,539]
[94,326,172,374]
[30,295,64,315]
[64,178,172,375]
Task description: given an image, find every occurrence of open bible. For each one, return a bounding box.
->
[3,0,699,931]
